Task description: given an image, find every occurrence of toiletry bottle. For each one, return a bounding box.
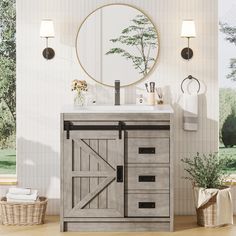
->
[136,94,144,105]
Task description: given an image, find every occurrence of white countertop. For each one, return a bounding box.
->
[61,104,174,114]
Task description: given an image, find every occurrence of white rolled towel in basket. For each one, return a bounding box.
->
[8,187,31,195]
[6,189,38,203]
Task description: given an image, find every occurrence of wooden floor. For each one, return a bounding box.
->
[0,216,235,236]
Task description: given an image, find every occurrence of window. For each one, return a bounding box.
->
[0,0,16,175]
[219,0,236,173]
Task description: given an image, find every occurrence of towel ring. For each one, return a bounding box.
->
[181,75,200,94]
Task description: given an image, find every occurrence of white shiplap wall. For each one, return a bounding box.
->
[8,0,229,215]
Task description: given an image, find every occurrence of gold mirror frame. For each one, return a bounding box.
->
[75,3,160,88]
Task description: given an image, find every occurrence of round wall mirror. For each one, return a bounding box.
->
[76,4,159,87]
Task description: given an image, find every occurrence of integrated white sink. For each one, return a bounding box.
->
[79,105,155,111]
[62,104,173,113]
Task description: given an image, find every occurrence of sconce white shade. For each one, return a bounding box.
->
[40,19,55,38]
[181,20,196,38]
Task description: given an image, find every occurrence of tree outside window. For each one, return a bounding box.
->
[219,4,236,173]
[0,0,16,175]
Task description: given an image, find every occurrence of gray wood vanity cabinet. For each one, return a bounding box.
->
[60,106,174,232]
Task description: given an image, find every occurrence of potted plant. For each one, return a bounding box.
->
[181,153,233,227]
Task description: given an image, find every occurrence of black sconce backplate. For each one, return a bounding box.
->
[42,47,55,60]
[181,47,193,60]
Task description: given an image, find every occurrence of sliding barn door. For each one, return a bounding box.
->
[63,130,124,217]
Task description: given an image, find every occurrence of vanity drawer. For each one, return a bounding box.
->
[126,138,169,163]
[126,193,169,217]
[126,167,169,190]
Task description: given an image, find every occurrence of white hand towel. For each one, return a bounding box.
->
[183,94,198,131]
[6,190,38,201]
[216,188,233,226]
[6,197,38,203]
[8,187,31,195]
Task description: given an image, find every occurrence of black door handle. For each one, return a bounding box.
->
[139,202,156,208]
[116,166,123,182]
[139,175,156,182]
[139,147,156,154]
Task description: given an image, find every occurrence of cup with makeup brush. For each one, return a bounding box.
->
[145,82,156,105]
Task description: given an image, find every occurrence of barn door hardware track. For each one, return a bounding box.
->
[64,121,170,139]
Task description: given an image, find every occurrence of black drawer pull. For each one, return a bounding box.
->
[139,175,156,182]
[138,202,156,208]
[116,166,123,182]
[139,147,155,154]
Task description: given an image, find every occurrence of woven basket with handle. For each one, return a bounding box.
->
[0,196,47,225]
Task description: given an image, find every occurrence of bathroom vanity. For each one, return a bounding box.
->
[60,105,174,232]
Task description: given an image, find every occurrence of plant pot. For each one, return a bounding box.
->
[193,186,233,227]
[196,193,217,227]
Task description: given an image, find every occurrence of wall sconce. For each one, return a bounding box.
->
[181,20,196,60]
[40,19,55,60]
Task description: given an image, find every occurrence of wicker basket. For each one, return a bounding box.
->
[196,194,217,227]
[195,186,230,227]
[0,196,47,225]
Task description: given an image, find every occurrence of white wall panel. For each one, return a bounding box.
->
[16,0,221,215]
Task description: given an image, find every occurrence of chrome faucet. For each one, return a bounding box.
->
[114,80,120,105]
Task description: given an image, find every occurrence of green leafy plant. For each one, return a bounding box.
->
[0,0,16,148]
[222,112,236,147]
[105,14,158,76]
[181,153,229,188]
[219,22,236,81]
[219,88,236,142]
